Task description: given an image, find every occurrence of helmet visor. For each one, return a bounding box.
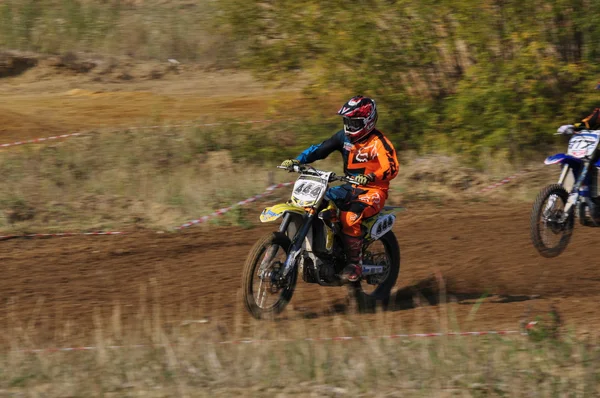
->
[343,117,365,134]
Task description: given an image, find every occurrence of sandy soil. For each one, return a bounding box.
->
[0,53,333,142]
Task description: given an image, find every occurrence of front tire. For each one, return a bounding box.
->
[350,231,400,309]
[530,184,574,258]
[242,232,297,319]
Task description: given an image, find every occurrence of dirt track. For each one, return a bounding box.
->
[1,201,600,345]
[1,59,600,346]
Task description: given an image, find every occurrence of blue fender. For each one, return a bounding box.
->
[545,153,584,167]
[545,153,585,177]
[545,153,600,168]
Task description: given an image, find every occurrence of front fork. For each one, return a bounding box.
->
[546,164,570,215]
[258,213,294,280]
[258,212,314,284]
[281,212,315,279]
[561,164,590,222]
[557,164,570,186]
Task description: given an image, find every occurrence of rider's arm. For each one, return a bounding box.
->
[370,133,399,182]
[296,131,344,164]
[575,108,600,130]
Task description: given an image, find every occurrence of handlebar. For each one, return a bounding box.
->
[277,164,360,185]
[555,129,600,136]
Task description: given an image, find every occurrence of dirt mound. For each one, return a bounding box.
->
[0,51,181,85]
[404,155,484,191]
[0,52,38,78]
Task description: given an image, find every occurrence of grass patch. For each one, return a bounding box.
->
[0,302,598,397]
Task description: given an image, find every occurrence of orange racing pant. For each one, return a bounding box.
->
[326,184,386,237]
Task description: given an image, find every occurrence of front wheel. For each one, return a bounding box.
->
[350,231,400,308]
[530,184,574,258]
[242,232,297,319]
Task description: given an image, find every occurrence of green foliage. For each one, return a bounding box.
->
[219,0,600,163]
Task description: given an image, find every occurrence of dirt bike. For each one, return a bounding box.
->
[242,164,401,319]
[531,129,600,257]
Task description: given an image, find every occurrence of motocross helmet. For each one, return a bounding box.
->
[337,96,378,142]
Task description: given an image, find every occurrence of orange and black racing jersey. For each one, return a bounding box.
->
[296,129,399,193]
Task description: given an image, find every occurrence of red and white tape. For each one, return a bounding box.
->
[0,133,84,149]
[478,171,525,193]
[218,330,527,345]
[0,231,126,241]
[17,327,531,354]
[174,181,294,230]
[0,119,290,149]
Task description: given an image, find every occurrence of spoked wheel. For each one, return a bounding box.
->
[530,184,574,258]
[242,232,297,319]
[349,231,400,309]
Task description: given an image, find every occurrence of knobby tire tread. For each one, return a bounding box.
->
[351,231,400,309]
[242,232,294,319]
[530,184,573,258]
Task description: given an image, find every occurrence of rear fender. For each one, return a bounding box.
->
[363,207,403,241]
[260,203,306,223]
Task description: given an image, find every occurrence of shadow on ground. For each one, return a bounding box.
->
[295,276,540,318]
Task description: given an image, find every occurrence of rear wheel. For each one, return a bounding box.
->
[530,184,574,258]
[349,231,400,309]
[242,232,297,319]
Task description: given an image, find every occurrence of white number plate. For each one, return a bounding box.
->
[291,176,328,207]
[568,133,600,158]
[370,213,396,240]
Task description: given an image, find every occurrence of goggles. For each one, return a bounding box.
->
[343,117,366,133]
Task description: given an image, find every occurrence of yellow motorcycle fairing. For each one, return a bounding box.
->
[260,203,306,223]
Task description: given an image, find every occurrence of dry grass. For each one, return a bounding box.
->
[0,122,302,233]
[0,0,233,66]
[0,121,554,234]
[391,151,553,207]
[0,292,598,397]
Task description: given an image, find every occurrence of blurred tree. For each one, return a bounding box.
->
[220,0,600,163]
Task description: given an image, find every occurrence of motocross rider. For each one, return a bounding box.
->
[280,96,399,283]
[557,83,600,134]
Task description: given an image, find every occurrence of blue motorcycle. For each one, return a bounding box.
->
[531,130,600,257]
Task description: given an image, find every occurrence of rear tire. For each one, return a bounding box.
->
[530,184,574,258]
[242,232,297,319]
[349,231,400,310]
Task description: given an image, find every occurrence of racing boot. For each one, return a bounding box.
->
[340,234,363,283]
